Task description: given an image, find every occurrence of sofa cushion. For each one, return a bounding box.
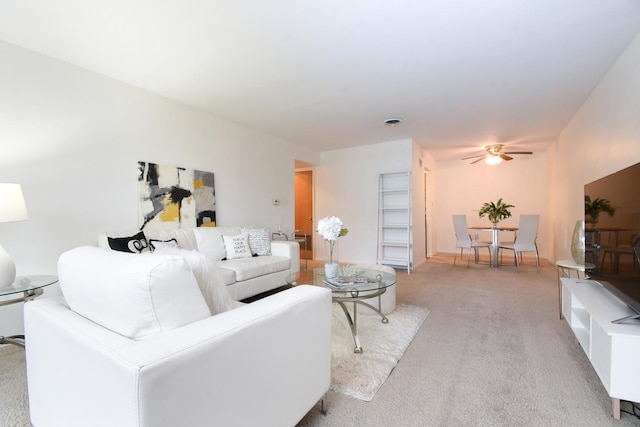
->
[107,231,150,253]
[216,256,290,282]
[143,228,198,250]
[240,227,272,256]
[100,228,198,251]
[193,226,241,261]
[149,238,179,251]
[222,233,253,260]
[151,247,245,314]
[58,246,211,340]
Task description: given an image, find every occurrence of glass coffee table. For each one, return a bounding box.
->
[0,275,58,347]
[287,266,396,353]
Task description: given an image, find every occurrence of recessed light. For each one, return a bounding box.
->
[384,117,404,126]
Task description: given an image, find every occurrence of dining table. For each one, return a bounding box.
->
[469,225,518,268]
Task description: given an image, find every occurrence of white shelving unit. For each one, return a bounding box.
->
[377,172,412,274]
[562,278,640,419]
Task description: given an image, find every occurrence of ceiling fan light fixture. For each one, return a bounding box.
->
[384,117,404,126]
[485,154,503,165]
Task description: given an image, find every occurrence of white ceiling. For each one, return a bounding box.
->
[1,0,639,160]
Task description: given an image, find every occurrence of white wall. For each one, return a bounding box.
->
[0,42,311,335]
[422,151,438,258]
[435,152,549,258]
[314,139,412,265]
[411,143,426,267]
[412,142,438,264]
[3,29,640,336]
[549,33,640,261]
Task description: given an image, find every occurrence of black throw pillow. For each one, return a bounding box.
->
[107,231,149,253]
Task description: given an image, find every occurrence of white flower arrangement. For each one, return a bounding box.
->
[317,216,348,264]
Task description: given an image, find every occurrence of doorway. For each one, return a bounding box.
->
[422,168,429,258]
[294,170,313,261]
[424,168,432,258]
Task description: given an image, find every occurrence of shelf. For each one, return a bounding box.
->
[562,278,640,419]
[380,241,410,247]
[380,189,409,194]
[572,307,591,331]
[573,326,591,354]
[378,172,412,274]
[377,257,411,266]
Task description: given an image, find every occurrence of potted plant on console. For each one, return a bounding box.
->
[478,198,514,227]
[317,216,348,279]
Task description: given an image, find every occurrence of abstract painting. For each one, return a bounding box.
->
[138,161,216,230]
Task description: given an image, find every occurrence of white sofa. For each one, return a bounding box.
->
[98,226,300,301]
[25,246,331,427]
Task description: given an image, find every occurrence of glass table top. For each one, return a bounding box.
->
[287,266,396,293]
[0,275,58,297]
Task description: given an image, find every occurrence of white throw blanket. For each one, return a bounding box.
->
[153,248,245,314]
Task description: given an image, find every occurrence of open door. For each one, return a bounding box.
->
[294,170,313,261]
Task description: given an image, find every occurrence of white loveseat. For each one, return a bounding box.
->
[98,226,300,301]
[25,246,331,427]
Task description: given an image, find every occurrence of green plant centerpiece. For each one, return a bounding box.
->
[478,198,514,227]
[584,195,615,225]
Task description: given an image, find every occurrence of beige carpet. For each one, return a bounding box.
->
[0,345,30,427]
[330,304,428,401]
[298,256,640,426]
[4,256,640,426]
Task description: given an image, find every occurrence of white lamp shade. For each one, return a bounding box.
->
[0,183,28,223]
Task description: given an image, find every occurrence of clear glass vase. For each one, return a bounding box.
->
[324,239,339,279]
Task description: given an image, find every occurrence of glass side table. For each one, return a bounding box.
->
[0,275,58,347]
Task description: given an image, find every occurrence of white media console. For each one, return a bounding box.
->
[561,278,640,420]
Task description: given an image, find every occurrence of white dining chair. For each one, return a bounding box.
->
[498,214,540,272]
[599,234,639,274]
[453,215,492,267]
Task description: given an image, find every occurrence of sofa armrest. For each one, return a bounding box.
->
[25,285,331,427]
[271,240,300,273]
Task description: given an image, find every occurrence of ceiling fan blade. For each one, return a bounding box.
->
[503,151,533,155]
[500,154,513,161]
[470,157,485,164]
[461,154,486,160]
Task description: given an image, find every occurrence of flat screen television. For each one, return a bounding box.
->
[584,161,640,324]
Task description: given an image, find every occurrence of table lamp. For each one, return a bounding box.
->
[0,183,28,286]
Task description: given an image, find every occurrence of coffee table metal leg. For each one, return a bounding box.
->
[0,334,26,348]
[337,301,362,353]
[354,300,389,324]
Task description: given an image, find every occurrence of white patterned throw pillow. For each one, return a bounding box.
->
[149,238,179,251]
[240,227,272,256]
[222,233,253,260]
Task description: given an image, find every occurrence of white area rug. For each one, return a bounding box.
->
[330,304,429,402]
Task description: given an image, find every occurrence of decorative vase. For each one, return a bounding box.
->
[324,239,339,279]
[324,262,339,279]
[570,219,585,265]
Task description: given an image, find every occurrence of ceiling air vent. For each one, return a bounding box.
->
[384,117,404,126]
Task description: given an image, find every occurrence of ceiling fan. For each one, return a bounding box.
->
[462,144,533,165]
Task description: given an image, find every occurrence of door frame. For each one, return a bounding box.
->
[294,167,315,261]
